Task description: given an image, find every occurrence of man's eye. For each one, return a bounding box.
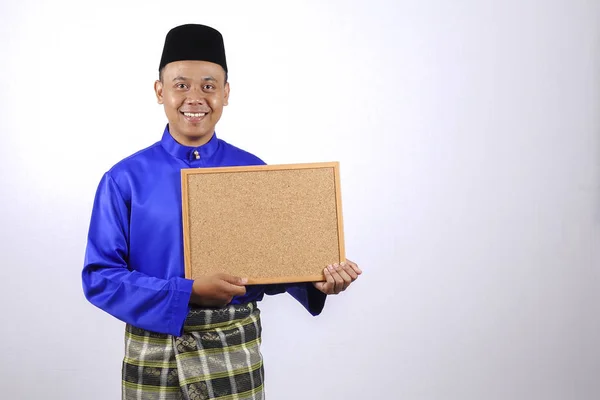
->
[176,83,187,89]
[204,85,215,90]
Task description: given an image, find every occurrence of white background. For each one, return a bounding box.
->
[1,0,599,399]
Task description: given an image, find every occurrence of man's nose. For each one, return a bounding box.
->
[186,88,205,104]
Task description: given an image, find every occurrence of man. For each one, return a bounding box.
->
[82,23,361,400]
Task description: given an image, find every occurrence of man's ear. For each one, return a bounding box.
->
[154,80,164,104]
[223,82,230,106]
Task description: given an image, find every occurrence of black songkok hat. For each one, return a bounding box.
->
[158,24,228,73]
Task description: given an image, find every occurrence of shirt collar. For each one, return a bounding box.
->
[159,124,220,161]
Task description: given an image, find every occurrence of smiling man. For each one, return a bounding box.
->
[82,24,361,400]
[156,63,228,147]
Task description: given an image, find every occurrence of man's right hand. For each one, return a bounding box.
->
[189,273,248,307]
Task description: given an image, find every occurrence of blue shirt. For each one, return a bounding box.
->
[82,125,326,336]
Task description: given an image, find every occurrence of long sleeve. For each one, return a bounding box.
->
[285,282,327,315]
[250,282,327,315]
[82,173,193,336]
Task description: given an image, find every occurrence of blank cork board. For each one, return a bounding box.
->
[181,162,345,284]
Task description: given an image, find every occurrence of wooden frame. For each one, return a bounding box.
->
[181,162,345,284]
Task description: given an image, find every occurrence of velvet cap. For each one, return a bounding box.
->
[158,24,228,73]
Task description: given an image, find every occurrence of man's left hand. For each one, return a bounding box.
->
[313,259,362,295]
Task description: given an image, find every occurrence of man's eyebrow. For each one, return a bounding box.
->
[171,76,217,82]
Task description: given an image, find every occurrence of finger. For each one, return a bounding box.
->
[327,265,345,293]
[345,259,362,275]
[333,264,353,290]
[339,262,358,280]
[219,273,248,286]
[321,267,336,293]
[220,280,247,296]
[312,280,328,293]
[312,270,328,291]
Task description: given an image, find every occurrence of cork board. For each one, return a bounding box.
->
[181,162,345,285]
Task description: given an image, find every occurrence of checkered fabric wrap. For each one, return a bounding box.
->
[122,302,265,400]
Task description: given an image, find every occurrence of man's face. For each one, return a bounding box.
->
[154,60,229,147]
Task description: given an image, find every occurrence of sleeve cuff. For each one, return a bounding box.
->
[169,277,194,336]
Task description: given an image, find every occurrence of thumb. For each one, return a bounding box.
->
[219,274,248,286]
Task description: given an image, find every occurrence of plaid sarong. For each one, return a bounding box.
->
[122,302,265,400]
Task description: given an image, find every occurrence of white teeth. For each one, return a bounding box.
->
[183,112,206,117]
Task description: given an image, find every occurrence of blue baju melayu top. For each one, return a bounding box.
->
[82,125,326,336]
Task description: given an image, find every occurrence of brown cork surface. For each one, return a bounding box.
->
[181,162,345,284]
